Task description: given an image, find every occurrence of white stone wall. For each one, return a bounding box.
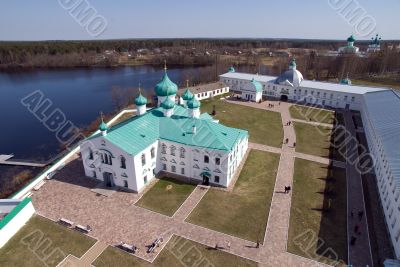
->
[0,201,35,248]
[81,137,138,192]
[360,100,400,258]
[194,86,230,101]
[221,77,363,110]
[132,141,158,192]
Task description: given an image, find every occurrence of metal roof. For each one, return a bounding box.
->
[90,105,247,155]
[220,72,390,95]
[363,90,400,188]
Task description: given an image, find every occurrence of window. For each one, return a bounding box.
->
[141,154,146,166]
[89,149,93,160]
[215,176,220,183]
[180,148,185,158]
[92,171,96,178]
[124,180,128,188]
[120,156,126,169]
[215,158,220,165]
[144,176,148,184]
[170,146,176,156]
[101,152,112,165]
[204,155,209,163]
[151,147,155,158]
[161,144,167,154]
[171,165,176,173]
[181,168,185,175]
[163,164,167,170]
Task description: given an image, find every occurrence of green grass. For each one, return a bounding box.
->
[289,105,334,124]
[135,177,196,216]
[294,122,332,158]
[187,150,279,242]
[0,215,96,267]
[94,235,257,267]
[288,159,347,266]
[201,98,283,147]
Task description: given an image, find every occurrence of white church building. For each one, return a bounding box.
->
[80,67,248,193]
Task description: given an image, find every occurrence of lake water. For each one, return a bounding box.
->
[0,65,213,160]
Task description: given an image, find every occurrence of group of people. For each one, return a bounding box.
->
[284,138,296,148]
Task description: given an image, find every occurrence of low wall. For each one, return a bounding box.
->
[0,198,35,248]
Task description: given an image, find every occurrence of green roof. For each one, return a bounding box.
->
[251,78,263,93]
[289,58,296,67]
[347,35,355,43]
[187,97,201,109]
[134,93,148,106]
[99,120,108,131]
[89,105,248,155]
[228,66,235,73]
[0,198,32,230]
[182,89,194,101]
[154,72,178,97]
[161,97,175,109]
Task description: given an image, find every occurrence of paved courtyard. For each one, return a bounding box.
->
[29,100,368,267]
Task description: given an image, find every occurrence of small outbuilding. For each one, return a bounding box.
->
[241,78,263,102]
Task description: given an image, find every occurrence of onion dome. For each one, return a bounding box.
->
[134,92,148,106]
[154,67,178,97]
[228,66,235,73]
[347,35,355,43]
[340,73,352,85]
[275,59,304,87]
[161,97,175,110]
[182,89,194,101]
[99,116,108,131]
[289,58,296,69]
[187,97,200,109]
[251,78,263,93]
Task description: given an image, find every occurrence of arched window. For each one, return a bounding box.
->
[170,146,176,156]
[151,147,155,158]
[204,155,209,163]
[89,149,93,160]
[120,156,126,169]
[161,144,167,154]
[180,148,185,158]
[141,154,146,166]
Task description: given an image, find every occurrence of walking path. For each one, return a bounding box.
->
[291,118,334,128]
[57,241,107,267]
[173,186,209,220]
[343,111,374,267]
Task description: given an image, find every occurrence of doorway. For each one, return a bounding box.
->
[103,172,114,187]
[280,95,288,101]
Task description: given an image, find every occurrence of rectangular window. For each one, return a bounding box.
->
[181,168,185,175]
[124,180,128,188]
[171,165,176,173]
[215,158,220,165]
[215,176,220,183]
[163,164,167,170]
[204,155,209,163]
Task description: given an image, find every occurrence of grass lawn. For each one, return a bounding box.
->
[94,235,257,267]
[201,98,283,148]
[186,150,279,242]
[288,159,347,266]
[135,177,196,217]
[294,122,333,158]
[0,215,96,267]
[289,105,334,124]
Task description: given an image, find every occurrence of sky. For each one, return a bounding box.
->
[0,0,399,41]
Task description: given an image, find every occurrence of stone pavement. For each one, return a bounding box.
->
[343,111,373,267]
[56,241,107,267]
[291,118,334,128]
[172,186,209,220]
[32,100,363,267]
